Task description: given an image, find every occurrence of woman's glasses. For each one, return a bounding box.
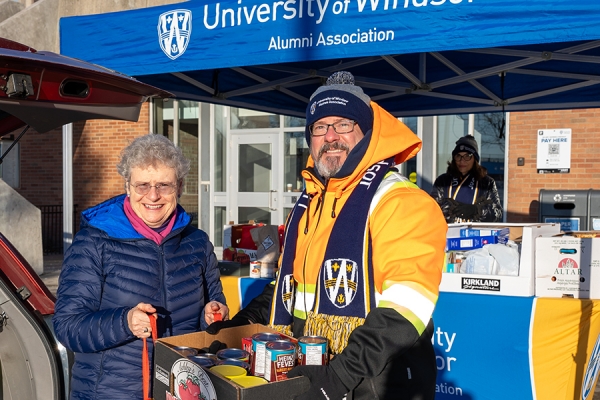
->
[454,153,474,162]
[130,183,176,196]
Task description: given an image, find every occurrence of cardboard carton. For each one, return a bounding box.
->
[535,235,600,298]
[440,223,561,296]
[153,324,309,400]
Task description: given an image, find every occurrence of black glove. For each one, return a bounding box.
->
[453,203,479,220]
[199,340,228,354]
[287,365,349,400]
[205,316,250,335]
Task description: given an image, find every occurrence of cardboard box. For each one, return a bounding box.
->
[446,235,500,251]
[535,235,600,298]
[440,223,561,297]
[153,325,309,400]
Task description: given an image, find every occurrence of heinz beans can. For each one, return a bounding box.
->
[264,340,297,382]
[250,332,283,376]
[298,336,328,366]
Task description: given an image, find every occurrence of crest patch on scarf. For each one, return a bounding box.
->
[281,274,295,314]
[323,258,359,308]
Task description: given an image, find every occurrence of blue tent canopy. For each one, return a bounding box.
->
[60,0,600,117]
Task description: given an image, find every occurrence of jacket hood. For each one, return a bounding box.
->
[80,194,191,240]
[305,101,422,186]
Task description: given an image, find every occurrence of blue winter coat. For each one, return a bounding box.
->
[53,194,226,400]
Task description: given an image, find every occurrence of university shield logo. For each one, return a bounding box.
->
[323,258,358,308]
[157,9,192,60]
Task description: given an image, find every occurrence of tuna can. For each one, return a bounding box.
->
[216,359,251,372]
[173,346,198,357]
[298,336,328,366]
[250,261,262,278]
[216,348,250,363]
[250,332,284,376]
[188,355,216,368]
[264,340,297,382]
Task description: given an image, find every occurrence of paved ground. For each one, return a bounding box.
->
[39,254,600,399]
[40,253,63,296]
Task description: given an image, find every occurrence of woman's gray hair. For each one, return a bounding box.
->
[116,134,191,182]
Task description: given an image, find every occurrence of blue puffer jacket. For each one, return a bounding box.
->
[53,194,226,400]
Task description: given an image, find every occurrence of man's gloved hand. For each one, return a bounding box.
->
[205,316,250,335]
[453,203,479,220]
[287,365,349,400]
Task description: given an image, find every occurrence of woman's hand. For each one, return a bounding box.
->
[204,301,229,325]
[127,302,157,338]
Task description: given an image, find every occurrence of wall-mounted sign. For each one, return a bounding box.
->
[537,129,571,174]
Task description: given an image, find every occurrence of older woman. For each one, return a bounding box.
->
[431,135,503,223]
[53,134,228,400]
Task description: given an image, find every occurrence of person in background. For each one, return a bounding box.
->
[431,135,503,223]
[208,71,447,400]
[53,133,228,400]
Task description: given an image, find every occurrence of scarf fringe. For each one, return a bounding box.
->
[304,311,365,355]
[269,324,293,337]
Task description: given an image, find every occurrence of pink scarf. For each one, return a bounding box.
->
[123,197,177,245]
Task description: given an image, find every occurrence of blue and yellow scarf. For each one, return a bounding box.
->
[270,158,393,353]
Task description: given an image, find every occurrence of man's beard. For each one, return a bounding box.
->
[313,142,350,179]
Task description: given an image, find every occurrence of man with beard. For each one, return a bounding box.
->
[207,71,448,400]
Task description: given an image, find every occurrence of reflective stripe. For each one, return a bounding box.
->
[378,283,435,326]
[370,172,417,214]
[294,289,315,313]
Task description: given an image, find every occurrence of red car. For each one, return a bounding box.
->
[0,37,170,400]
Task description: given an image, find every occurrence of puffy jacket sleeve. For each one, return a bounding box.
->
[52,229,135,353]
[430,174,456,223]
[200,238,227,330]
[477,176,503,222]
[330,183,447,389]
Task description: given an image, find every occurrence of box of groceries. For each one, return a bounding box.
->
[153,324,310,400]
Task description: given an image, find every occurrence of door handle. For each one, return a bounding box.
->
[269,190,277,211]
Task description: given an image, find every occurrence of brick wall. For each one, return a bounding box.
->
[16,103,151,228]
[507,108,600,223]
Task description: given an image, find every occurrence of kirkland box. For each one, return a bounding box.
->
[535,234,600,298]
[153,324,309,400]
[440,223,561,297]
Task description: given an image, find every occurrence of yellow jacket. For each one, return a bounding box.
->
[292,102,447,336]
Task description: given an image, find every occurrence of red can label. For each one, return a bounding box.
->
[265,340,296,382]
[250,332,283,377]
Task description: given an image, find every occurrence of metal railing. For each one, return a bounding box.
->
[40,205,77,254]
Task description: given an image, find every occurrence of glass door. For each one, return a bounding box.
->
[231,133,281,225]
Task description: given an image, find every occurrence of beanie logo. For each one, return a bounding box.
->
[310,102,317,115]
[317,96,349,107]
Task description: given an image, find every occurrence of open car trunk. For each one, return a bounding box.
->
[0,37,171,399]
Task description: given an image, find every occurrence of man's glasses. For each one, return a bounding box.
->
[310,120,356,137]
[130,183,176,196]
[454,153,474,162]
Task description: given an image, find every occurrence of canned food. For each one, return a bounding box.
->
[260,262,276,279]
[188,355,216,368]
[265,340,296,382]
[250,261,261,278]
[216,359,251,372]
[210,365,247,379]
[250,332,284,376]
[298,336,328,366]
[229,376,268,388]
[173,346,198,357]
[216,348,250,362]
